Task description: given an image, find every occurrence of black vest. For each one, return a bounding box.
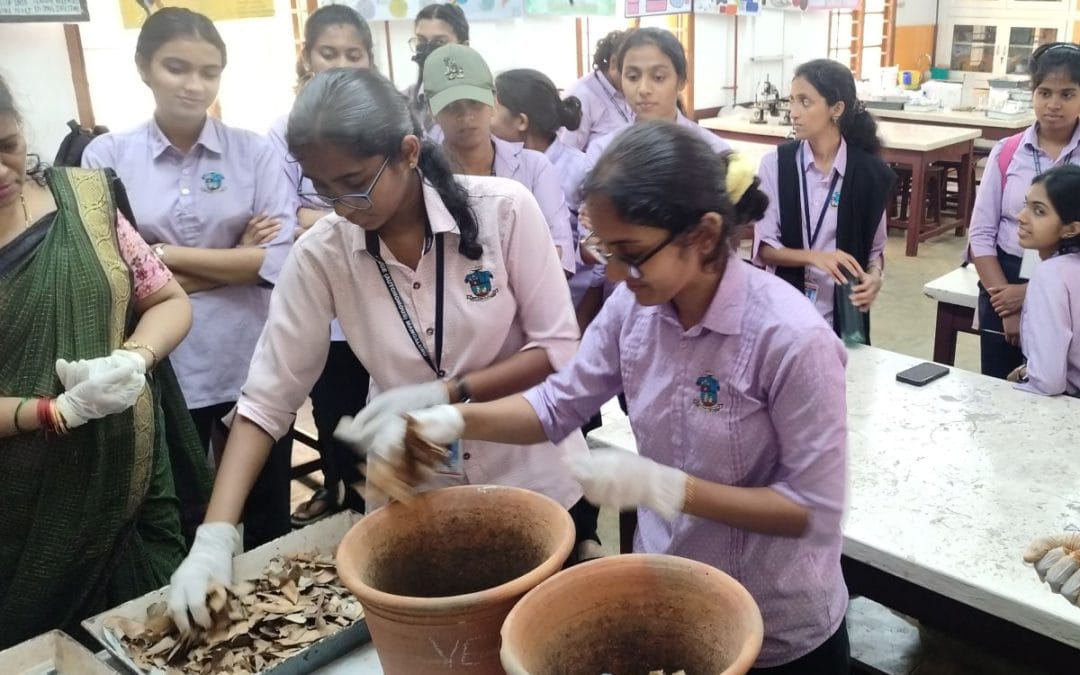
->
[775,140,895,339]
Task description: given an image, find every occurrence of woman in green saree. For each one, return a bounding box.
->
[0,76,210,646]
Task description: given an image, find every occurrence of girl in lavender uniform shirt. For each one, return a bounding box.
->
[560,30,633,152]
[82,8,296,549]
[394,123,852,673]
[423,44,577,275]
[266,3,375,526]
[969,43,1080,379]
[491,69,600,314]
[586,28,731,165]
[1008,165,1080,396]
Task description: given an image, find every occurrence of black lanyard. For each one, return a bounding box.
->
[366,230,446,378]
[799,144,842,249]
[595,71,631,123]
[1032,147,1075,176]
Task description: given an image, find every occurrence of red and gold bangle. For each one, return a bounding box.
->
[51,399,69,436]
[36,398,53,436]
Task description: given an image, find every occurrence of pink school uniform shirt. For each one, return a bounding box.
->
[524,257,849,668]
[560,70,633,152]
[754,138,887,324]
[82,117,296,409]
[969,123,1080,260]
[1019,252,1080,396]
[237,175,588,508]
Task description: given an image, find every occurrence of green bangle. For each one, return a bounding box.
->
[13,397,30,434]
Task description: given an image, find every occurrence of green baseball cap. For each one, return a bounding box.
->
[422,44,495,117]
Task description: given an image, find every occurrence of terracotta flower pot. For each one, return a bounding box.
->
[500,554,764,675]
[336,485,575,674]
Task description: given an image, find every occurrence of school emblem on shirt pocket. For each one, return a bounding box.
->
[693,373,723,411]
[465,268,498,301]
[201,171,225,192]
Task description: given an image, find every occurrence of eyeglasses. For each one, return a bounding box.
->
[299,157,390,212]
[582,230,677,280]
[408,36,450,54]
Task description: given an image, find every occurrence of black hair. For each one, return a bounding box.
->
[135,7,227,67]
[0,75,47,186]
[495,69,582,143]
[287,68,482,260]
[593,30,626,73]
[583,121,768,264]
[616,28,688,114]
[415,3,469,43]
[794,58,881,157]
[1032,164,1080,254]
[303,4,374,61]
[1029,42,1080,89]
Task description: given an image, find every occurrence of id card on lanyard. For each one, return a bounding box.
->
[799,144,841,303]
[366,230,462,472]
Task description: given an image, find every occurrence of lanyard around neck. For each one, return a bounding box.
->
[595,71,631,123]
[365,230,446,377]
[799,143,842,249]
[1032,146,1076,176]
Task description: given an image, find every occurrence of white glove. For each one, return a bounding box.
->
[1024,532,1080,605]
[167,522,240,633]
[54,365,146,429]
[55,349,145,389]
[335,381,450,454]
[567,449,688,521]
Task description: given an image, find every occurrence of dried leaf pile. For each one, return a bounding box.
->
[106,552,364,674]
[362,414,450,503]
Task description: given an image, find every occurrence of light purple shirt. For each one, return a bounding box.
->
[82,117,296,408]
[524,257,849,667]
[586,112,731,164]
[560,71,633,152]
[753,138,888,324]
[970,123,1080,259]
[1019,252,1080,396]
[491,135,576,274]
[545,139,596,306]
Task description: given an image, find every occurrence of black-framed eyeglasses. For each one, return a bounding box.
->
[299,156,390,212]
[582,230,677,280]
[408,36,450,54]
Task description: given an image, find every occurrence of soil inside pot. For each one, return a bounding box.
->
[365,518,550,598]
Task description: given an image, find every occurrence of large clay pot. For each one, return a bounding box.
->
[500,554,764,675]
[336,485,574,674]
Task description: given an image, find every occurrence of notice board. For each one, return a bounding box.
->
[0,0,90,22]
[118,1,276,29]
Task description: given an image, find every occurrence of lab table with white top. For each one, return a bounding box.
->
[869,107,1034,142]
[923,265,980,365]
[588,345,1080,666]
[700,111,982,257]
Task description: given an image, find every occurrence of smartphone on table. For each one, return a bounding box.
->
[896,362,950,387]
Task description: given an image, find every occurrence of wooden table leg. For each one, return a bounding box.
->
[932,301,977,366]
[956,147,974,236]
[906,159,928,257]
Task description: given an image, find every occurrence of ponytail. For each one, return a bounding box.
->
[559,96,583,132]
[494,69,582,141]
[417,140,483,260]
[795,59,883,157]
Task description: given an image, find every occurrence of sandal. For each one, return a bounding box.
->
[290,487,341,527]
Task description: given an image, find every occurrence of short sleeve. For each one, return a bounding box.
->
[1019,265,1072,396]
[116,211,172,299]
[752,150,783,265]
[968,139,1007,260]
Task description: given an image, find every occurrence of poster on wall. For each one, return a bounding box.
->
[118,1,275,29]
[0,0,89,22]
[524,0,616,17]
[320,0,523,22]
[695,0,759,14]
[624,0,690,18]
[762,0,859,9]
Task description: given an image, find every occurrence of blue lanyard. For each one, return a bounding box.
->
[799,144,842,249]
[1032,146,1075,176]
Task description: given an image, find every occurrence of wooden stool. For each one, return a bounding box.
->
[889,164,945,227]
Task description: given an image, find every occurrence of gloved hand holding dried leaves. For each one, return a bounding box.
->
[359,414,451,504]
[106,552,364,674]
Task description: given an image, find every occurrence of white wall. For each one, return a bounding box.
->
[896,0,937,27]
[0,22,79,160]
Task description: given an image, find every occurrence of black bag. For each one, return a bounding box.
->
[53,119,109,167]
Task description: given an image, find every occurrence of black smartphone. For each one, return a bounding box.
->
[896,362,950,386]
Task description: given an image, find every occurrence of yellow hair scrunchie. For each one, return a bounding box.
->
[725,152,755,205]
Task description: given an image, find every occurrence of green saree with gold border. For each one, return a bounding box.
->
[0,168,211,647]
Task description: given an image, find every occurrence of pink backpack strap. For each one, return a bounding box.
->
[997,132,1024,192]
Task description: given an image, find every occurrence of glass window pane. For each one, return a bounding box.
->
[864,0,885,11]
[863,46,883,70]
[952,25,998,72]
[864,13,885,43]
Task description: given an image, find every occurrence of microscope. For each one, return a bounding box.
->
[751,75,781,124]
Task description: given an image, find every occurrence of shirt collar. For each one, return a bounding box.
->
[1023,121,1080,156]
[593,70,619,99]
[351,176,461,253]
[799,137,847,178]
[491,134,521,177]
[148,116,223,158]
[653,254,747,336]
